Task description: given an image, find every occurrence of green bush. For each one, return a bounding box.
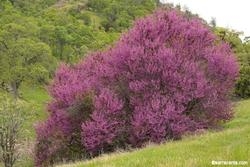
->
[236,65,250,98]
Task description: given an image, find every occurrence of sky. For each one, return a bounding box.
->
[160,0,250,37]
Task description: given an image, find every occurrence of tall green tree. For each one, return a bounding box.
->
[0,23,56,98]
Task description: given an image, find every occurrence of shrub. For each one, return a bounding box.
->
[35,10,239,166]
[236,65,250,98]
[81,13,91,26]
[235,51,250,98]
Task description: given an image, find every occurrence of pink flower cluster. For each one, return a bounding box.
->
[35,10,238,166]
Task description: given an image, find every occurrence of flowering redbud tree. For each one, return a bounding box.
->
[34,10,239,166]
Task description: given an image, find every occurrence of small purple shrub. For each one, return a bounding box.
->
[35,10,239,166]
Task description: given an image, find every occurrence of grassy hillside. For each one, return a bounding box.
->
[58,99,250,167]
[1,1,249,167]
[19,85,50,139]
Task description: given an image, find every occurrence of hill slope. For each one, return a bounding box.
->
[58,99,250,167]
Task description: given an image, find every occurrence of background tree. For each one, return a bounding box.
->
[210,17,217,27]
[0,95,23,167]
[0,23,56,98]
[235,41,250,97]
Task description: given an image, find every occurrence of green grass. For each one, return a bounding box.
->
[20,84,50,139]
[14,85,49,167]
[58,99,250,167]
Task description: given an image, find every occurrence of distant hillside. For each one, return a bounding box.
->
[0,0,157,63]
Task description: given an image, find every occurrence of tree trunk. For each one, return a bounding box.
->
[156,0,161,7]
[10,82,19,100]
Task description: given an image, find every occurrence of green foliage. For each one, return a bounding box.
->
[37,6,120,62]
[81,13,91,26]
[9,0,57,14]
[235,42,250,97]
[0,21,56,97]
[236,66,250,97]
[214,27,244,52]
[87,0,156,32]
[1,0,157,66]
[87,0,109,12]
